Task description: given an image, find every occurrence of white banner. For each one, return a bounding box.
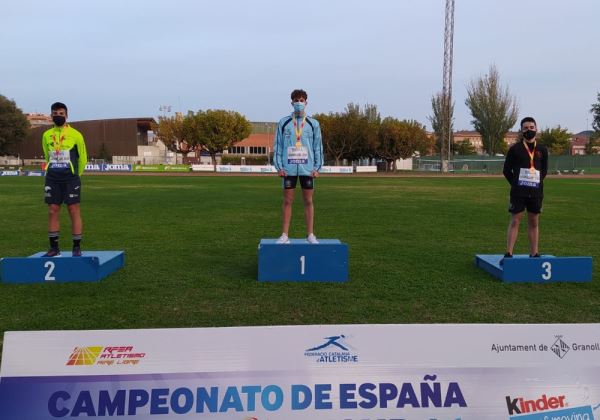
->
[356,166,378,173]
[396,158,413,170]
[1,324,600,419]
[320,166,353,174]
[23,170,45,176]
[191,164,215,172]
[216,165,276,173]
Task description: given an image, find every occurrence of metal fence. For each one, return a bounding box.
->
[415,157,505,173]
[549,155,600,174]
[415,155,600,174]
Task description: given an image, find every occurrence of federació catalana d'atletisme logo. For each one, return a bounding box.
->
[66,346,146,366]
[304,334,358,363]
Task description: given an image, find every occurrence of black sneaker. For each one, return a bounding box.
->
[43,248,61,257]
[499,253,512,266]
[529,253,541,258]
[72,246,82,257]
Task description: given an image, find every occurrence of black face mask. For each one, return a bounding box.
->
[52,115,66,126]
[523,130,536,141]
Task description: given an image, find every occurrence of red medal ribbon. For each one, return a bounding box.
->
[293,115,307,148]
[523,141,537,173]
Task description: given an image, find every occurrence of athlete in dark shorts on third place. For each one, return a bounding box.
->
[501,116,548,264]
[42,102,87,257]
[273,89,324,244]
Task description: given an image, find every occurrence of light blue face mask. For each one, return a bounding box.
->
[293,102,305,114]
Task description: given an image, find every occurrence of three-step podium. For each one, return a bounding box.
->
[258,239,348,282]
[0,251,125,284]
[475,254,592,283]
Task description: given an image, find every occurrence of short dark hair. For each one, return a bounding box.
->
[291,89,308,101]
[51,102,68,113]
[520,116,536,128]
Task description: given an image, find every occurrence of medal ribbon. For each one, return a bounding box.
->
[293,115,307,149]
[523,141,537,173]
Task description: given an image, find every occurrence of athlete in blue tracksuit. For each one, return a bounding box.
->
[273,89,323,244]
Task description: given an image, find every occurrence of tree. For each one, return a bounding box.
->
[538,126,571,155]
[591,92,600,132]
[377,118,428,171]
[455,139,477,155]
[0,95,29,156]
[312,112,339,164]
[428,92,454,154]
[590,92,600,154]
[151,113,194,155]
[465,65,518,155]
[314,103,380,166]
[349,103,381,162]
[586,132,600,155]
[189,109,252,168]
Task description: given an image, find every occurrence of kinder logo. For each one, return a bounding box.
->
[505,393,567,415]
[66,346,146,366]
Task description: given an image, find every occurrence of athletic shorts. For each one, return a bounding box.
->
[283,175,314,190]
[44,177,81,205]
[509,195,542,214]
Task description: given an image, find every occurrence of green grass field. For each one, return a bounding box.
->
[1,175,599,354]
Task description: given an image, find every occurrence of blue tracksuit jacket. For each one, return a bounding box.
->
[273,113,324,176]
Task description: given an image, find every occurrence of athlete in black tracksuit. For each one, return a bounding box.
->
[501,117,548,263]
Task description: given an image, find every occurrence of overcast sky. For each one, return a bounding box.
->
[1,0,598,133]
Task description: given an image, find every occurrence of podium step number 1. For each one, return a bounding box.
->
[258,239,348,282]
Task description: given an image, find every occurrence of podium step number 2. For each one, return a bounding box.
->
[258,239,348,282]
[0,251,125,284]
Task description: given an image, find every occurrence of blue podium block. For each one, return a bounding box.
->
[475,254,592,283]
[258,239,348,282]
[0,251,124,284]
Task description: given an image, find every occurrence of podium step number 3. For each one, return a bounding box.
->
[475,254,592,283]
[0,251,125,284]
[258,239,348,282]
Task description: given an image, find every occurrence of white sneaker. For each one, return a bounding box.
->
[276,233,290,244]
[306,233,319,244]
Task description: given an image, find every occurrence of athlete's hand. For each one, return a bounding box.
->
[311,170,319,178]
[278,169,287,177]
